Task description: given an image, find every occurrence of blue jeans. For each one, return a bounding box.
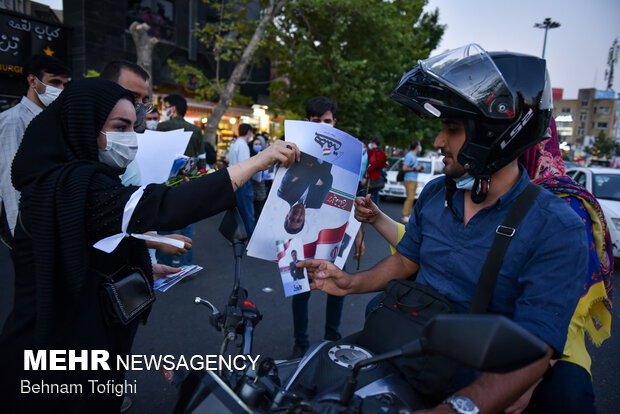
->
[369,188,380,206]
[235,181,255,237]
[292,291,344,347]
[156,224,194,266]
[524,360,596,414]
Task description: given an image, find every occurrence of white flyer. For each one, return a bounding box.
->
[135,129,193,186]
[276,238,310,297]
[247,120,362,268]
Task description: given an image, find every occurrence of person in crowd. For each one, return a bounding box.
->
[298,45,588,414]
[249,137,267,222]
[155,94,207,265]
[229,123,256,236]
[0,54,70,244]
[401,140,424,223]
[0,77,299,413]
[145,107,160,130]
[157,94,206,169]
[288,96,345,359]
[101,60,152,128]
[365,135,388,205]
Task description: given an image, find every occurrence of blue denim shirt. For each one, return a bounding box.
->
[396,169,588,354]
[403,150,419,182]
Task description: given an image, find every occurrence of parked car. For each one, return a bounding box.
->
[566,167,620,258]
[379,156,444,200]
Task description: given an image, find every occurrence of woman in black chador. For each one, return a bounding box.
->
[0,78,298,413]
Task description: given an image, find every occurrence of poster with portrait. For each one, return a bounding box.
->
[277,239,310,297]
[247,120,362,268]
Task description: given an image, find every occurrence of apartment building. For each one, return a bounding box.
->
[554,88,618,147]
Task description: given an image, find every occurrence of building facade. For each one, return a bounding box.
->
[554,88,619,148]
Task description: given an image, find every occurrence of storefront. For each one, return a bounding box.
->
[0,9,70,111]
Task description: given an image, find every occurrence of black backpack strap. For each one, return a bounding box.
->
[468,183,542,313]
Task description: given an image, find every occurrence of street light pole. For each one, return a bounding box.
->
[534,18,561,59]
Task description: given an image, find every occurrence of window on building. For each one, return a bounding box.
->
[593,107,597,114]
[580,91,590,107]
[127,0,175,41]
[580,112,587,121]
[597,122,608,129]
[561,107,571,113]
[599,106,611,114]
[578,127,584,136]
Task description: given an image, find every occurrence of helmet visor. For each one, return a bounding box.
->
[420,44,517,120]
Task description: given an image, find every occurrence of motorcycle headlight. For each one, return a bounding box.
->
[611,217,620,232]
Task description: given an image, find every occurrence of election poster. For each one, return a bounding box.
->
[276,239,310,297]
[247,120,362,267]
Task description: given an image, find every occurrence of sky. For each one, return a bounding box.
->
[424,0,620,99]
[36,0,619,100]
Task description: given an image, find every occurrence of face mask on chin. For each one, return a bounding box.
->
[161,107,173,121]
[454,172,475,190]
[253,145,262,153]
[98,131,138,169]
[35,77,62,107]
[145,120,159,130]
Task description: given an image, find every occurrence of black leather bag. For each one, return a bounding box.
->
[396,168,405,182]
[357,279,457,402]
[100,267,155,326]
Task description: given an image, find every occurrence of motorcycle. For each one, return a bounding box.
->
[168,209,547,414]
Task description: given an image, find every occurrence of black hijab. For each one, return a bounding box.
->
[11,78,135,341]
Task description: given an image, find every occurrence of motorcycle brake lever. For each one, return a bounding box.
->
[194,297,220,315]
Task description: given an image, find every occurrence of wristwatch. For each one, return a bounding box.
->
[442,395,479,414]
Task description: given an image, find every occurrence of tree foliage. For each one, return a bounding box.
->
[170,0,285,145]
[587,130,617,158]
[266,0,444,147]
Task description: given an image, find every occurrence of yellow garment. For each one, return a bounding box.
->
[556,193,613,375]
[389,223,407,255]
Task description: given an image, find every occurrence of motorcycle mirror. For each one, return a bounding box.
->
[422,314,548,373]
[219,208,248,244]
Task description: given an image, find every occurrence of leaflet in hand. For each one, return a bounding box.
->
[277,238,310,297]
[153,265,203,292]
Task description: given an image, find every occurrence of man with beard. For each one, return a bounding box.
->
[298,45,588,414]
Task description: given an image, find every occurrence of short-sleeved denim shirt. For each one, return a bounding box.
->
[396,169,588,354]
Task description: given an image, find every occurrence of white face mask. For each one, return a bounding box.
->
[161,107,173,121]
[145,120,159,130]
[98,131,138,169]
[35,77,62,107]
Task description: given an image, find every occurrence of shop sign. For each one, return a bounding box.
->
[0,10,69,76]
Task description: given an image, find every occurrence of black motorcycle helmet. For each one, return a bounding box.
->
[391,44,552,202]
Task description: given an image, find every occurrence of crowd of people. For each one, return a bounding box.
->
[0,43,614,414]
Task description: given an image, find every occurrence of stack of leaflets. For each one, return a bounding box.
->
[153,265,203,292]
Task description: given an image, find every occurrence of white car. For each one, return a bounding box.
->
[379,156,444,199]
[566,167,620,258]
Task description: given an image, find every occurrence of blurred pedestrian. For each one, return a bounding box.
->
[401,140,423,223]
[250,137,267,222]
[365,135,388,205]
[229,123,256,236]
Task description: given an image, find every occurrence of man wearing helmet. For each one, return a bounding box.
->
[299,45,588,414]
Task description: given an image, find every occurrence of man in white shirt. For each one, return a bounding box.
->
[0,55,70,243]
[228,123,255,236]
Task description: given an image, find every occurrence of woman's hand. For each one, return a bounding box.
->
[354,194,379,224]
[152,263,181,281]
[298,259,353,296]
[146,233,192,256]
[254,140,300,170]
